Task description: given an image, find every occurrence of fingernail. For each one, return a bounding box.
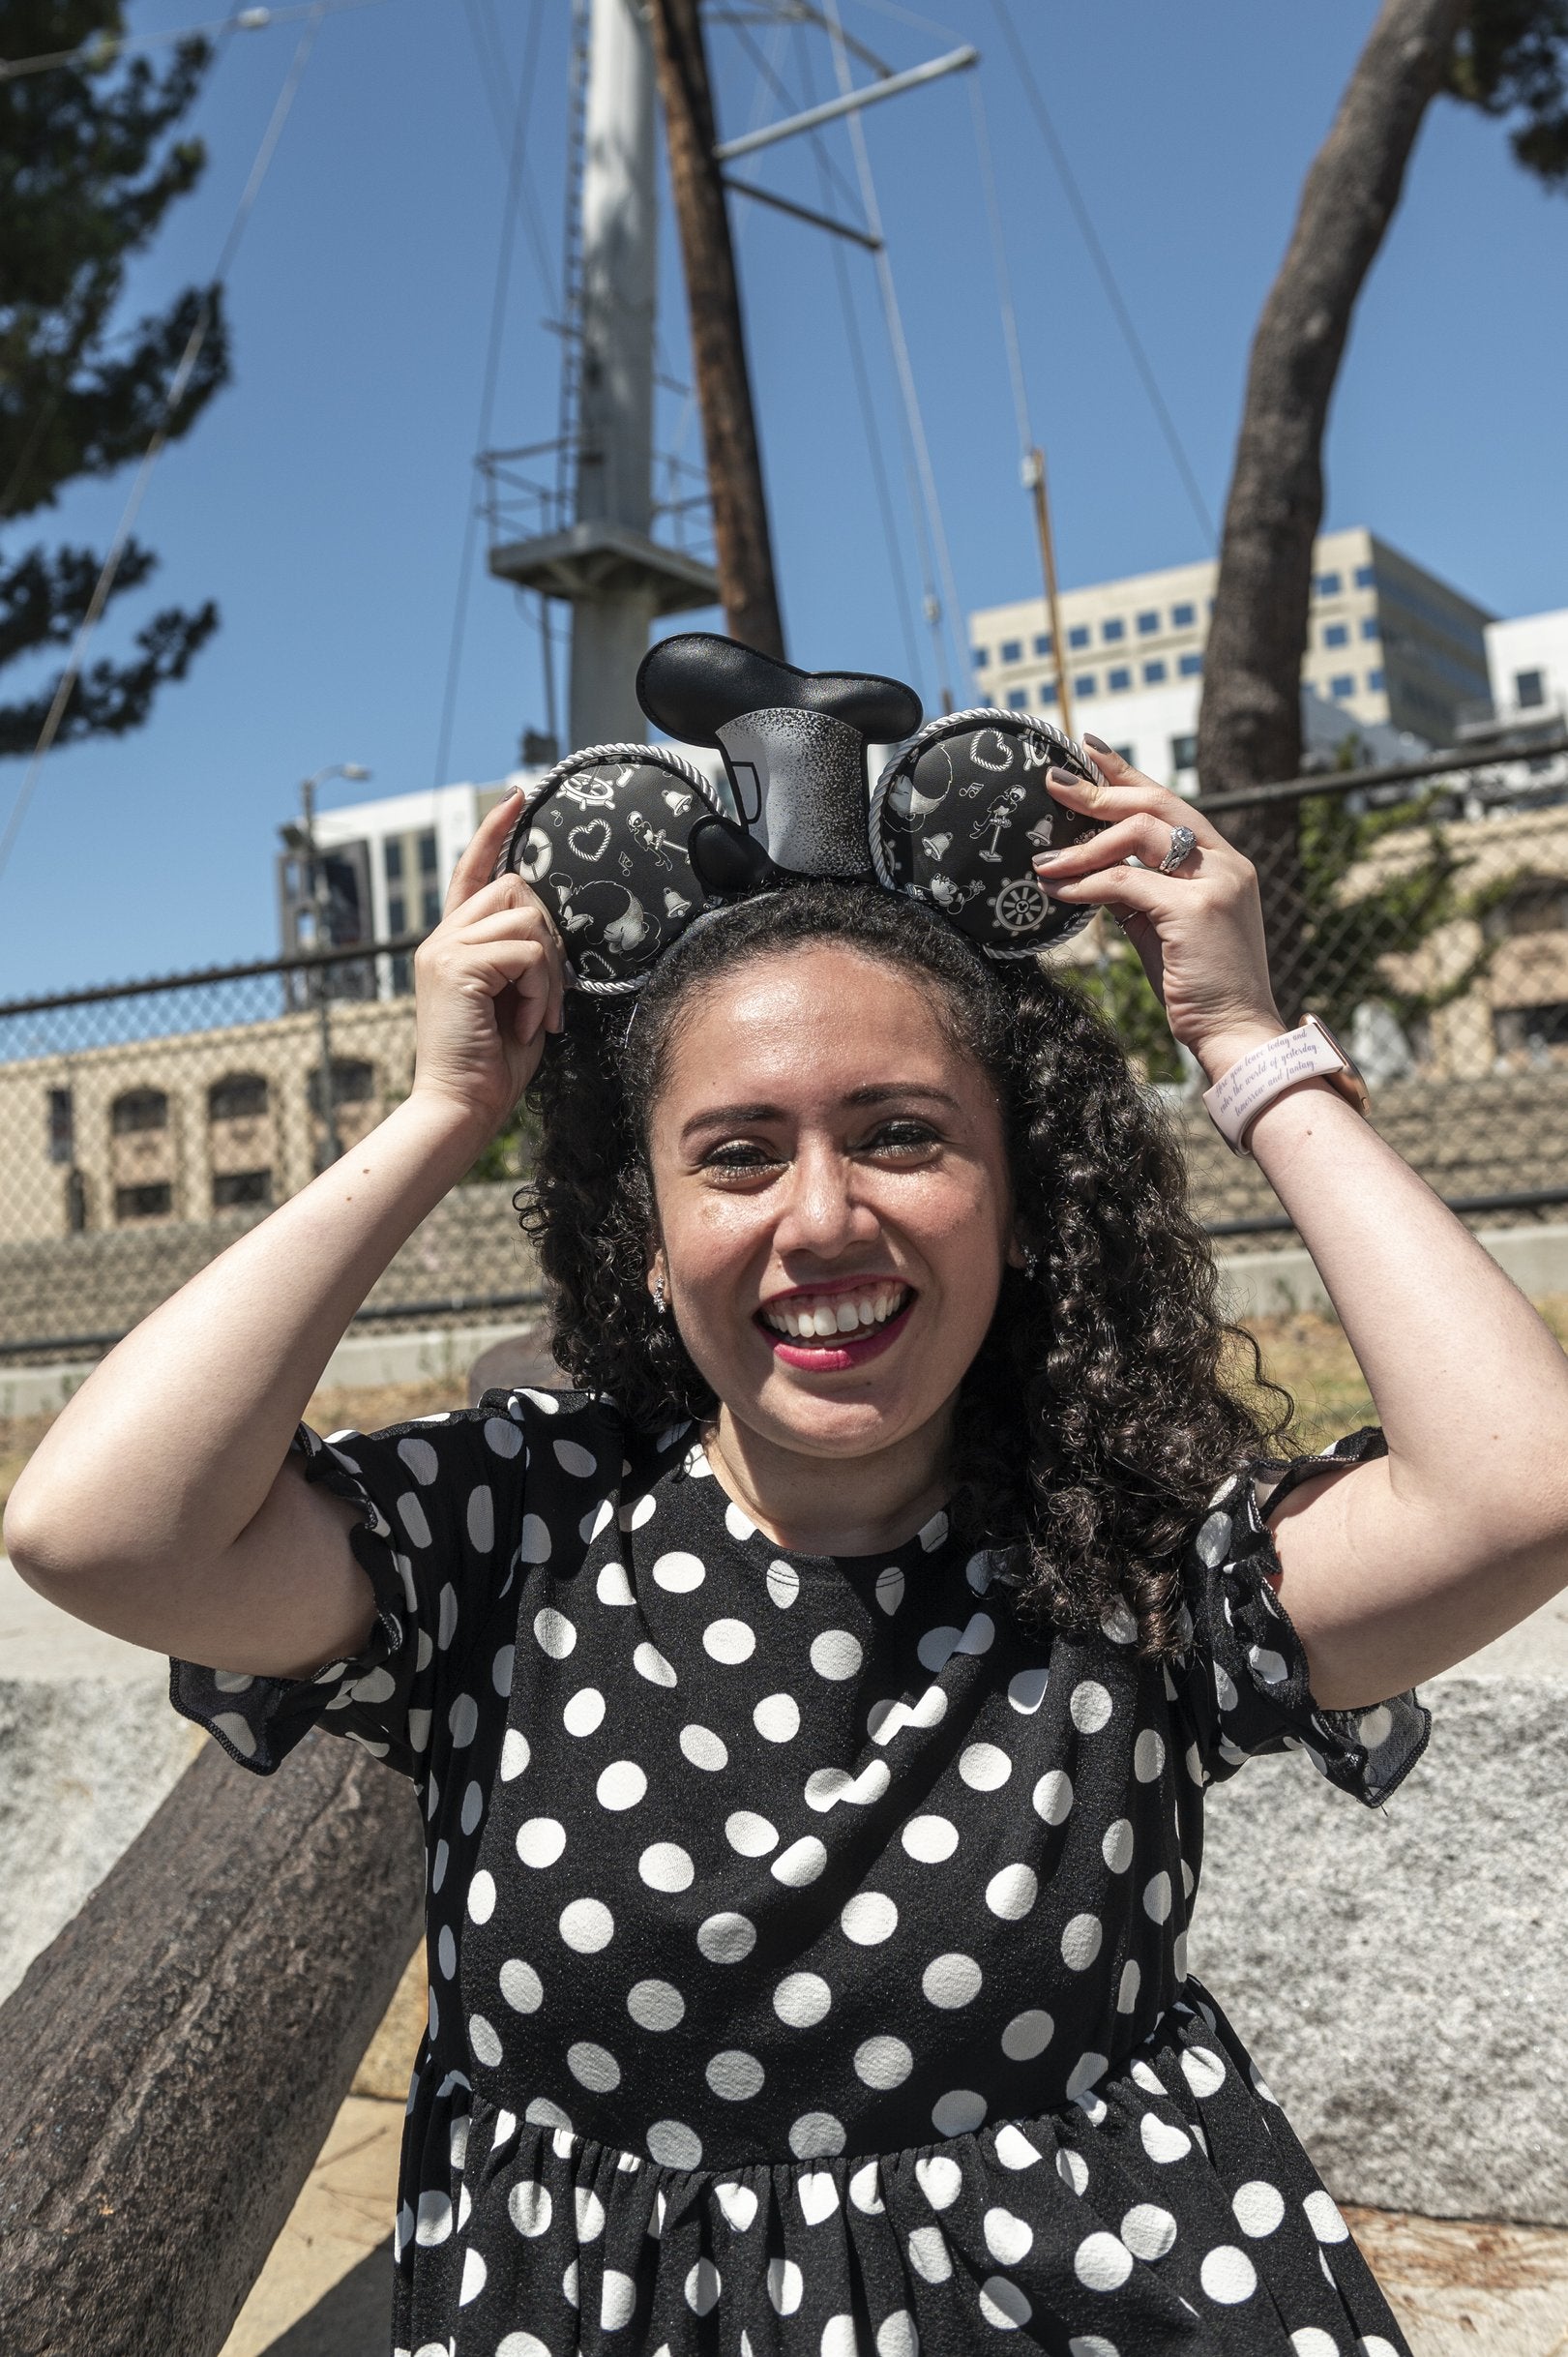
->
[1082,732,1114,756]
[1047,764,1078,789]
[1032,848,1064,866]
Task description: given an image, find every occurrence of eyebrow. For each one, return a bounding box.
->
[678,1084,963,1146]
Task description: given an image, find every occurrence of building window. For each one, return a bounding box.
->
[384,837,403,883]
[1032,632,1052,657]
[1491,880,1568,938]
[1107,667,1132,693]
[1516,670,1547,709]
[1315,571,1343,597]
[422,885,442,928]
[417,828,439,876]
[999,638,1023,665]
[115,1181,172,1221]
[1113,745,1135,764]
[1354,563,1376,588]
[1494,1002,1568,1059]
[1136,611,1159,636]
[1360,616,1381,641]
[1330,674,1355,700]
[1068,624,1091,650]
[1178,652,1203,677]
[1074,674,1097,699]
[389,892,407,935]
[1323,622,1349,648]
[213,1170,273,1210]
[392,952,414,996]
[47,1087,74,1166]
[1007,688,1028,710]
[972,647,989,669]
[310,1058,376,1118]
[1038,681,1057,706]
[1367,669,1385,692]
[208,1073,268,1122]
[1170,733,1198,772]
[111,1087,168,1135]
[1101,618,1125,643]
[1142,660,1167,685]
[1170,603,1196,629]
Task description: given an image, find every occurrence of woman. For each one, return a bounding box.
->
[10,640,1568,2357]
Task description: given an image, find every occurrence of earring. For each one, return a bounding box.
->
[1021,1248,1039,1279]
[652,1274,666,1315]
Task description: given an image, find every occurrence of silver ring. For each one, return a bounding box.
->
[1158,822,1198,875]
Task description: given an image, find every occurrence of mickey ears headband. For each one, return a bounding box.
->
[499,632,1110,993]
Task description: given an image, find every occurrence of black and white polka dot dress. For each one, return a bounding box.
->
[171,1390,1430,2357]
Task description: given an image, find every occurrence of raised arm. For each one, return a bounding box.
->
[2,792,565,1679]
[1034,741,1568,1709]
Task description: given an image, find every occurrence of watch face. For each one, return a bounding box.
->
[1306,1013,1371,1111]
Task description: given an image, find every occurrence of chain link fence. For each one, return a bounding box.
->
[3,742,1566,1367]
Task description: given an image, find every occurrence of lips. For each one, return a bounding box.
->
[757,1280,914,1344]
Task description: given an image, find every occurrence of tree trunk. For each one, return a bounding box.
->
[1197,0,1471,1016]
[0,1731,424,2355]
[648,0,787,660]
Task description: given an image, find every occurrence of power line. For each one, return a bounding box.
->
[988,0,1216,550]
[0,0,383,83]
[459,0,560,314]
[0,6,332,891]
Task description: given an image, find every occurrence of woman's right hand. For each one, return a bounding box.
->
[408,790,567,1139]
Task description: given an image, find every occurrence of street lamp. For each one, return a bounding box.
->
[281,762,370,1168]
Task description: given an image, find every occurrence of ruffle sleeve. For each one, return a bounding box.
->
[167,1394,538,1780]
[1170,1425,1431,1807]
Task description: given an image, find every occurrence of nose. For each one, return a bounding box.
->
[770,1137,880,1261]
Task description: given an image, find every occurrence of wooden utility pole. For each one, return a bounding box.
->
[1023,447,1073,743]
[648,0,787,661]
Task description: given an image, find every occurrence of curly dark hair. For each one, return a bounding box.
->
[518,883,1292,1657]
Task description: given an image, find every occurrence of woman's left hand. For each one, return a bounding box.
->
[1034,736,1285,1079]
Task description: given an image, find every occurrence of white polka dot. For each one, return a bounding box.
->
[1116,1959,1141,2014]
[979,2275,1030,2329]
[849,2162,884,2214]
[507,2181,552,2237]
[923,1952,981,2008]
[1061,1912,1103,1970]
[1032,1769,1073,1825]
[525,2094,571,2133]
[466,1484,495,1552]
[706,2049,764,2100]
[1067,2051,1108,2102]
[725,1809,778,1856]
[1143,1870,1173,1924]
[915,2154,962,2208]
[1250,1645,1288,1685]
[1121,2203,1176,2260]
[876,2312,917,2357]
[517,1512,551,1562]
[559,1897,614,1953]
[517,1817,567,1867]
[1070,1679,1112,1733]
[1074,2231,1133,2291]
[1067,2339,1119,2357]
[628,1978,685,2031]
[468,2014,503,2068]
[596,1559,634,1606]
[1181,2045,1226,2099]
[767,2256,804,2314]
[1303,2190,1349,2243]
[811,1627,864,1679]
[766,1560,801,1608]
[1000,2009,1052,2060]
[467,1870,496,1924]
[703,1617,756,1664]
[855,2036,913,2089]
[1101,1818,1134,1872]
[600,2268,636,2330]
[959,1741,1012,1790]
[789,2111,846,2158]
[448,1692,478,1747]
[875,1566,905,1613]
[1359,1704,1393,1746]
[1057,2147,1089,2195]
[647,2118,702,2167]
[1289,2335,1340,2357]
[917,1624,962,1671]
[685,2257,721,2314]
[841,1891,898,1944]
[596,1759,647,1810]
[634,1641,677,1686]
[798,2169,840,2224]
[985,2207,1034,2264]
[568,2041,620,2092]
[932,2088,986,2135]
[1232,2181,1285,2237]
[821,2315,859,2357]
[484,1414,524,1458]
[399,1437,439,1484]
[1007,1665,1049,1714]
[986,1864,1039,1920]
[994,2125,1042,2170]
[772,1835,828,1886]
[1102,1597,1139,1644]
[774,1971,832,2027]
[533,1606,576,1658]
[639,1841,695,1893]
[678,1721,727,1770]
[715,2181,757,2231]
[1199,2246,1257,2303]
[554,1439,597,1478]
[500,1958,544,2013]
[754,1692,800,1742]
[619,1490,657,1530]
[461,1779,484,1836]
[906,2224,952,2283]
[1131,2060,1163,2094]
[1140,2113,1193,2163]
[563,1686,605,1737]
[697,1911,756,1963]
[653,1550,706,1592]
[500,1728,530,1780]
[1134,1727,1166,1781]
[902,1813,959,1864]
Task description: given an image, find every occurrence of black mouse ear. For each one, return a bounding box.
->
[870,710,1110,956]
[498,744,727,991]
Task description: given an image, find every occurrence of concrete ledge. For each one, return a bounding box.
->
[1219,1220,1568,1321]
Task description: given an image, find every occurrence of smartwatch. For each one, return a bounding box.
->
[1201,1014,1371,1156]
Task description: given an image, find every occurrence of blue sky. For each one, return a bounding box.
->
[2,0,1565,997]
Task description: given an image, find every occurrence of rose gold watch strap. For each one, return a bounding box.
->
[1202,1021,1357,1156]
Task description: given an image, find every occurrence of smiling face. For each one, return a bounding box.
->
[643,942,1021,1476]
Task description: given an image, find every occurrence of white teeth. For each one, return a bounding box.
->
[836,1302,858,1332]
[765,1286,909,1339]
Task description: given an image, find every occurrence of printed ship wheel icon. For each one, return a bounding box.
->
[991,877,1049,933]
